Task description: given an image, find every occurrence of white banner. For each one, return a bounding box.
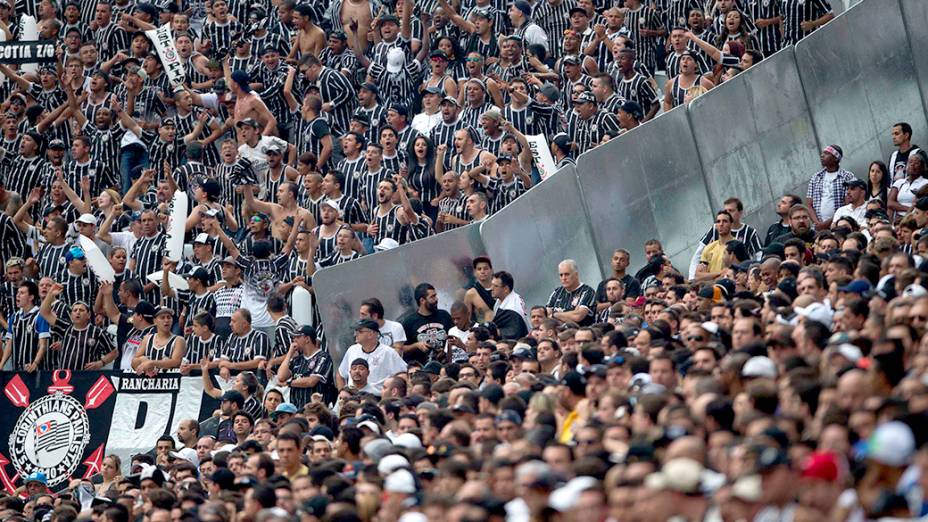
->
[526,134,558,180]
[145,24,186,90]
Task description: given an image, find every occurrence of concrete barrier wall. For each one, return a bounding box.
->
[479,165,603,310]
[315,0,928,360]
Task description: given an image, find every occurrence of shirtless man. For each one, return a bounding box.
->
[340,0,375,56]
[288,4,326,61]
[243,182,316,238]
[228,68,278,135]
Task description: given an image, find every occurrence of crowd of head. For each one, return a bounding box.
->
[3,0,910,520]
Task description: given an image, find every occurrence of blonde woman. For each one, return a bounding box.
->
[684,85,709,106]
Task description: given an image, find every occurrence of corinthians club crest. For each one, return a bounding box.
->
[2,371,113,490]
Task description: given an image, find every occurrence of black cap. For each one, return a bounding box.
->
[568,6,587,16]
[351,112,371,126]
[497,153,514,163]
[845,178,867,190]
[389,103,408,117]
[237,118,259,128]
[209,468,236,490]
[915,197,928,212]
[380,14,399,24]
[220,389,245,407]
[423,85,442,95]
[330,31,348,41]
[350,358,369,368]
[213,78,228,93]
[429,50,448,61]
[187,267,211,284]
[421,361,443,375]
[295,324,317,341]
[48,139,66,150]
[354,319,380,332]
[619,100,643,120]
[560,371,586,396]
[134,300,156,321]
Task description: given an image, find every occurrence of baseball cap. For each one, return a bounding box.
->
[394,432,423,449]
[169,447,200,467]
[866,421,915,467]
[77,213,97,225]
[354,319,380,332]
[423,85,442,95]
[295,324,317,340]
[271,403,298,419]
[496,409,522,425]
[187,267,211,285]
[420,361,442,375]
[575,91,596,105]
[837,279,872,295]
[562,54,581,66]
[440,95,460,107]
[378,454,409,476]
[742,356,777,379]
[845,178,867,190]
[644,458,703,494]
[538,82,560,102]
[236,118,259,128]
[363,438,393,462]
[48,139,66,150]
[794,302,834,328]
[209,468,236,490]
[193,233,213,245]
[560,371,586,396]
[25,471,47,485]
[799,452,839,482]
[384,469,417,493]
[154,306,174,318]
[386,47,405,73]
[220,389,245,407]
[350,358,370,369]
[134,300,157,322]
[230,69,252,93]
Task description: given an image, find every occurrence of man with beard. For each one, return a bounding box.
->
[773,205,817,246]
[400,283,454,364]
[368,180,402,247]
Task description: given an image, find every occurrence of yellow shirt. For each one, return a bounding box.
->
[700,240,728,274]
[283,464,309,482]
[558,410,579,443]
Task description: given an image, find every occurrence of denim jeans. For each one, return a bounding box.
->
[120,143,149,194]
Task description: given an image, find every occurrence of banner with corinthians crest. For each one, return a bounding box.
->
[0,371,220,492]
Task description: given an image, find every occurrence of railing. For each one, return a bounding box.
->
[315,0,928,361]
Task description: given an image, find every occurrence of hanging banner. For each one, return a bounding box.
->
[145,23,186,91]
[0,371,220,492]
[0,40,56,65]
[526,134,558,180]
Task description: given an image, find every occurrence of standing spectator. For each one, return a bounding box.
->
[806,145,856,230]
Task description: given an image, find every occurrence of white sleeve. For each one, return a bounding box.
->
[111,231,135,250]
[338,348,350,378]
[688,242,707,279]
[527,25,549,52]
[200,92,220,111]
[390,322,407,344]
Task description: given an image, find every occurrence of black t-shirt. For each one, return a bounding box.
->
[595,275,642,302]
[400,310,454,364]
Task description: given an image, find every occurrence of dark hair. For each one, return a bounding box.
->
[493,271,514,291]
[193,311,215,331]
[895,122,913,137]
[251,484,277,509]
[361,298,385,319]
[19,280,39,306]
[414,283,435,305]
[328,170,345,190]
[340,427,363,455]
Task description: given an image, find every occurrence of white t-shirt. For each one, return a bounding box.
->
[892,176,928,208]
[239,136,288,190]
[411,111,442,135]
[338,343,408,394]
[819,170,838,220]
[832,202,868,228]
[378,319,407,346]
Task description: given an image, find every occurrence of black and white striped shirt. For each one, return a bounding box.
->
[202,19,244,52]
[221,328,271,363]
[371,205,401,244]
[7,155,45,199]
[358,168,395,215]
[617,72,659,110]
[573,111,621,154]
[273,315,298,359]
[184,291,217,328]
[356,104,389,145]
[338,157,368,200]
[315,67,357,135]
[624,4,663,74]
[50,319,114,370]
[748,0,782,56]
[781,0,831,45]
[37,242,70,282]
[327,195,367,225]
[485,176,527,214]
[65,160,115,201]
[6,306,50,370]
[184,332,224,365]
[81,121,125,183]
[60,270,99,310]
[131,233,167,282]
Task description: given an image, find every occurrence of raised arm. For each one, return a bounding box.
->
[39,283,63,327]
[99,282,121,324]
[12,187,41,234]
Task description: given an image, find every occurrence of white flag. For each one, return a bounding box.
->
[526,133,558,180]
[145,23,186,90]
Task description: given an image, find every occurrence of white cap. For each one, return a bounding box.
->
[77,213,97,225]
[548,476,597,511]
[386,48,405,73]
[794,302,834,328]
[169,447,199,467]
[377,454,410,476]
[700,321,719,335]
[867,421,915,467]
[194,233,211,244]
[644,458,703,494]
[384,468,416,493]
[742,356,777,379]
[830,343,862,363]
[357,420,381,434]
[731,474,762,502]
[375,238,400,251]
[393,432,423,449]
[904,284,928,298]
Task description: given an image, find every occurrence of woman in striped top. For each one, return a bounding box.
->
[132,306,185,376]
